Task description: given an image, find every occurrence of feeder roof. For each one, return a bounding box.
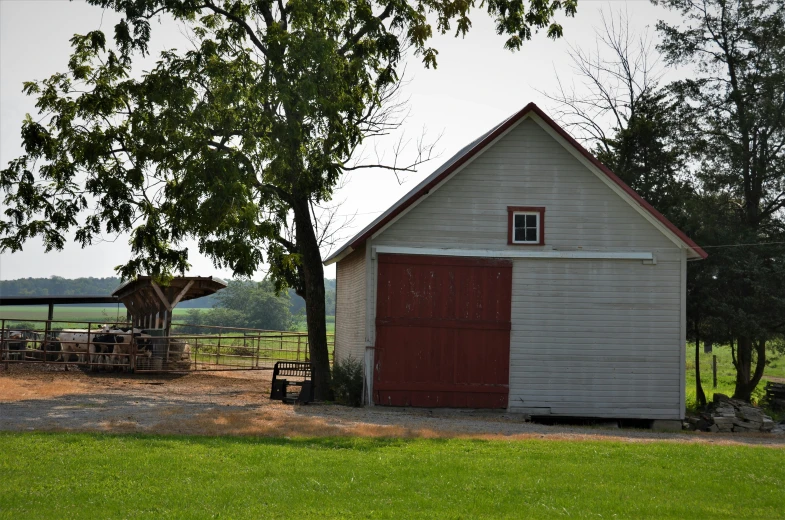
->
[112,276,227,318]
[112,276,227,302]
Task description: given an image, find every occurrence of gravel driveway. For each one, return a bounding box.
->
[1,364,782,447]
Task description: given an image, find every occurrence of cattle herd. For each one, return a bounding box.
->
[1,325,191,371]
[56,326,153,370]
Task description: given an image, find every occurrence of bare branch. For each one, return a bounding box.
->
[538,7,663,147]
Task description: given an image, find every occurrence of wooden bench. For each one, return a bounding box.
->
[765,382,785,411]
[269,361,314,404]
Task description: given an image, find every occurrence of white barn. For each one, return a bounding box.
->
[325,103,706,421]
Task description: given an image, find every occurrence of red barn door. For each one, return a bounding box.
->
[374,254,512,408]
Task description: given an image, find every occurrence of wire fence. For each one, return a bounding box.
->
[0,318,334,372]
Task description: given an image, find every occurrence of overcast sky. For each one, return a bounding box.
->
[0,0,683,281]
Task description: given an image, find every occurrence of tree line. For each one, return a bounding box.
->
[0,276,336,317]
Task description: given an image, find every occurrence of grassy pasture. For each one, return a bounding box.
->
[0,433,783,519]
[685,343,785,411]
[293,314,335,333]
[0,305,197,326]
[0,306,336,332]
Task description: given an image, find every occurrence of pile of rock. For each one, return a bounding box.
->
[688,394,782,434]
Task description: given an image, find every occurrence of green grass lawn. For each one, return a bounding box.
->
[0,433,782,519]
[686,343,785,410]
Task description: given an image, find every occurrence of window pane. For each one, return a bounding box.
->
[514,228,526,241]
[526,228,537,242]
[514,214,526,228]
[526,214,537,228]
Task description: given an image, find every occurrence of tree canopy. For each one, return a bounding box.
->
[0,0,578,281]
[180,279,294,331]
[1,0,578,398]
[656,0,785,402]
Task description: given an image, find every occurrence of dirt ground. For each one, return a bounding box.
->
[1,364,783,447]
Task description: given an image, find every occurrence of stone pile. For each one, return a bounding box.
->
[690,394,781,434]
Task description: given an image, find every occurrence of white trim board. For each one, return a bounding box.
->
[372,246,655,261]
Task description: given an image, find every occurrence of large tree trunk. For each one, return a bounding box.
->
[694,320,707,408]
[292,198,331,400]
[732,337,766,402]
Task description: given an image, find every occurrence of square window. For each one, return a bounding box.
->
[508,207,544,245]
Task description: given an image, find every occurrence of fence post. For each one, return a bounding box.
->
[297,334,301,362]
[194,336,199,371]
[713,355,717,389]
[216,331,221,367]
[43,303,54,356]
[41,322,47,364]
[87,322,93,371]
[2,319,7,370]
[130,332,136,373]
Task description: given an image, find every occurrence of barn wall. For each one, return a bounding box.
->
[365,116,685,418]
[508,255,683,419]
[334,244,367,365]
[371,118,677,252]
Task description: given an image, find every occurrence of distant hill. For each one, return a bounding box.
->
[0,276,336,313]
[0,276,122,297]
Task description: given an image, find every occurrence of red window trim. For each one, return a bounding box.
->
[507,206,545,246]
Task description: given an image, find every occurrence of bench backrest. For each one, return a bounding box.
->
[272,361,312,378]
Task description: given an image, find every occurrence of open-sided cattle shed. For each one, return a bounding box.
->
[112,276,227,333]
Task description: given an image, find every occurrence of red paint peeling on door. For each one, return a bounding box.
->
[374,254,512,408]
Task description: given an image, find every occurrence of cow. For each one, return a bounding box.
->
[57,326,155,371]
[57,328,106,369]
[1,331,29,361]
[93,326,153,368]
[89,333,124,368]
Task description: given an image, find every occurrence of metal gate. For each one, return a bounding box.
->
[0,319,333,372]
[374,254,513,408]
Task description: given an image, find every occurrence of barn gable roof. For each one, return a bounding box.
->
[324,102,707,265]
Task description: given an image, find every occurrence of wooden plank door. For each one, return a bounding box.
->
[374,254,512,408]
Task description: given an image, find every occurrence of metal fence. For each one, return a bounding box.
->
[0,318,334,372]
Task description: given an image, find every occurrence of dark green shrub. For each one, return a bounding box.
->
[331,356,364,407]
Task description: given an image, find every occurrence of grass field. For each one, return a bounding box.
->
[0,433,782,519]
[686,343,785,410]
[0,306,336,332]
[0,305,196,325]
[293,314,335,333]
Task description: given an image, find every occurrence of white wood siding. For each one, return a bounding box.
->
[364,116,685,419]
[372,118,677,253]
[335,244,366,364]
[508,257,682,419]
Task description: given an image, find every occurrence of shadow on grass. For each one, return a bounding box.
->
[0,430,444,453]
